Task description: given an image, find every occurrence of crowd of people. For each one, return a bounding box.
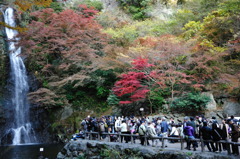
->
[76,115,240,156]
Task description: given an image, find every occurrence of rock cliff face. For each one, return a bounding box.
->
[0,5,9,131]
[57,140,236,159]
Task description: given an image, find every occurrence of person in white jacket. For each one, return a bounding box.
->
[117,120,129,143]
[169,124,179,143]
[115,117,122,132]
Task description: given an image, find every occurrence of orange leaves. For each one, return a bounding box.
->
[14,0,52,11]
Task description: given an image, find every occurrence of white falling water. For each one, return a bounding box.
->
[4,7,36,145]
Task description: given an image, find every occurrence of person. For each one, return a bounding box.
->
[219,119,230,151]
[147,122,158,147]
[117,120,129,143]
[183,116,189,127]
[161,117,169,147]
[81,118,88,136]
[211,117,222,152]
[200,121,216,152]
[230,115,238,124]
[138,121,147,145]
[99,118,107,140]
[107,116,115,133]
[168,117,175,135]
[229,120,239,156]
[115,117,122,132]
[184,122,198,151]
[156,118,162,139]
[189,117,197,135]
[169,124,179,143]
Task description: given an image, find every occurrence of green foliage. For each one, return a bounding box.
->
[180,0,239,46]
[103,19,170,46]
[170,92,210,114]
[148,89,169,112]
[104,25,139,46]
[100,147,143,159]
[117,0,154,20]
[65,0,103,11]
[80,0,103,11]
[49,1,63,13]
[107,94,120,105]
[218,0,240,15]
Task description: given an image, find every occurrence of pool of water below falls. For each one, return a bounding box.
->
[0,143,64,159]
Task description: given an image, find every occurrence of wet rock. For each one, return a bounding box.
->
[57,140,238,159]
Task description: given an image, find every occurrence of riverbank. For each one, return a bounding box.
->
[57,139,238,159]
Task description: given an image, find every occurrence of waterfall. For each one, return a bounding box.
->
[3,7,36,145]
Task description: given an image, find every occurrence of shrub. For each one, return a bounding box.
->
[64,0,103,11]
[170,92,210,114]
[117,0,154,20]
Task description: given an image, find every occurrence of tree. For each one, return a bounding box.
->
[112,57,153,104]
[18,5,108,110]
[19,5,103,76]
[14,0,52,11]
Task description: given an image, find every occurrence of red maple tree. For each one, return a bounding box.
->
[19,5,106,77]
[112,57,153,104]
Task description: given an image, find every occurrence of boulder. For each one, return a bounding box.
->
[222,99,240,117]
[202,92,217,110]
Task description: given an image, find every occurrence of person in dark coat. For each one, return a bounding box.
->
[212,118,223,152]
[229,120,239,156]
[200,121,216,152]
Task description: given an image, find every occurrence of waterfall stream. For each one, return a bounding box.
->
[3,7,36,145]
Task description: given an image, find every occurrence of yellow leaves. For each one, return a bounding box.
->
[177,9,192,14]
[200,39,226,53]
[181,21,202,40]
[14,0,52,11]
[229,59,240,66]
[0,21,27,32]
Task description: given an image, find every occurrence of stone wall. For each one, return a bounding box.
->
[57,140,236,159]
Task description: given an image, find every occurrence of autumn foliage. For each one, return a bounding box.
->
[19,5,106,77]
[14,0,52,11]
[112,58,153,104]
[11,0,240,115]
